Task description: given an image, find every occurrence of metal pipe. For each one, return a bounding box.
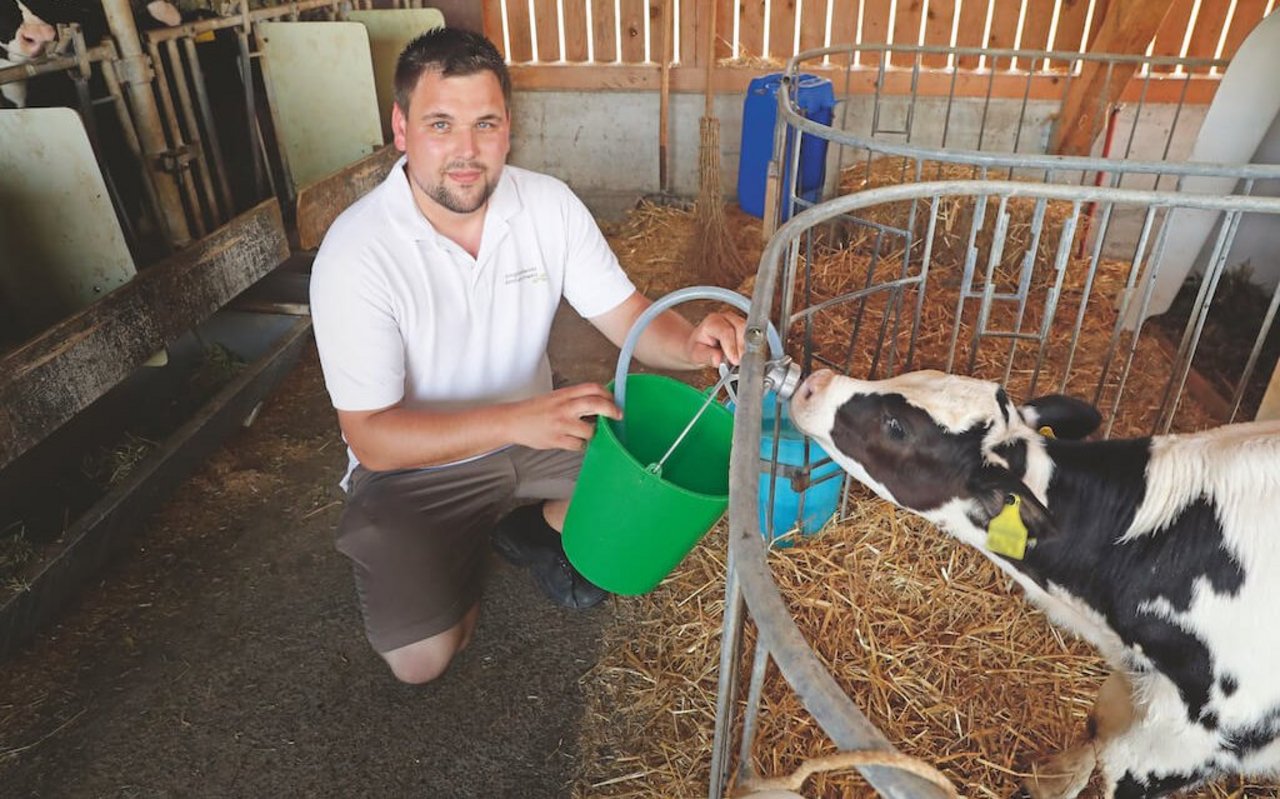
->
[143,0,342,43]
[183,35,236,217]
[99,39,171,251]
[147,38,205,238]
[166,36,223,225]
[0,43,113,84]
[101,0,191,246]
[251,21,295,203]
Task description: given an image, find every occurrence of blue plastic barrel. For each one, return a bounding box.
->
[737,73,836,220]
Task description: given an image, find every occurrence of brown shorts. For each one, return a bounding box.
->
[336,446,582,653]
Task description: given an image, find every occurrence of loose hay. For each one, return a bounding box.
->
[575,175,1266,798]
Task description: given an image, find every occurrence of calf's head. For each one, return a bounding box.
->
[1,2,55,60]
[788,369,1100,550]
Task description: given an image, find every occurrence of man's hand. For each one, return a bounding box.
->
[508,383,622,452]
[685,311,748,369]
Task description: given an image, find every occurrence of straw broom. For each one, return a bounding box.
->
[689,0,746,286]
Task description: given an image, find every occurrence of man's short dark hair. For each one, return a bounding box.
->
[394,28,512,114]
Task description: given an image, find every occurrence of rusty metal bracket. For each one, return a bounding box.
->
[110,51,154,87]
[157,144,198,173]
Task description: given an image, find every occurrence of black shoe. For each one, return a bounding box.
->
[491,504,608,610]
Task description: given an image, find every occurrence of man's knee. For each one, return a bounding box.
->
[379,605,479,684]
[383,645,459,684]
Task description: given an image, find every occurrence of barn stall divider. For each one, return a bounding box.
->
[765,42,1280,425]
[0,1,420,659]
[712,43,1280,794]
[716,179,1280,798]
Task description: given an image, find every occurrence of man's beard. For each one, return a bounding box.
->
[422,164,498,214]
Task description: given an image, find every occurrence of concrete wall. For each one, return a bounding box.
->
[510,90,748,220]
[509,88,1207,224]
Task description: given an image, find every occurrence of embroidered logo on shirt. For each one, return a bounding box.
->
[504,267,549,285]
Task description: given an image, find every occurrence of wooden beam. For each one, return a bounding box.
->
[1051,0,1179,155]
[0,199,290,473]
[295,144,401,251]
[508,62,1220,106]
[0,317,312,661]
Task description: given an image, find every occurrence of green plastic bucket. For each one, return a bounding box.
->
[562,373,734,595]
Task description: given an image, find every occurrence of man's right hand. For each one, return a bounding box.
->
[508,383,622,452]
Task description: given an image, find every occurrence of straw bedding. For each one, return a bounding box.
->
[574,169,1265,797]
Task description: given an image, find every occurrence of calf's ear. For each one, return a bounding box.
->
[969,465,1056,540]
[1021,394,1101,440]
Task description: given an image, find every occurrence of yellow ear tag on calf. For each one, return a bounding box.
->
[986,495,1029,560]
[1038,425,1056,439]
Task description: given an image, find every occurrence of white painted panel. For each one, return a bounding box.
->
[1134,10,1280,324]
[256,21,383,191]
[0,107,136,338]
[348,8,446,142]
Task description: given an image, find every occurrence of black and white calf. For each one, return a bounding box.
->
[788,368,1280,799]
[1,0,55,107]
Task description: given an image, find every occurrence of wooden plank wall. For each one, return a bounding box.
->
[487,0,1273,66]
[484,0,1273,96]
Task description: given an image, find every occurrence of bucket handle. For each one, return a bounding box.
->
[613,286,784,416]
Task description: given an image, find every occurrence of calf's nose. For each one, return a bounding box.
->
[797,369,834,403]
[16,20,56,56]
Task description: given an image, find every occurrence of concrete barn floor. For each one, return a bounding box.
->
[0,303,635,798]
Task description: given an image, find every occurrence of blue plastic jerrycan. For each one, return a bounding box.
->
[737,73,836,221]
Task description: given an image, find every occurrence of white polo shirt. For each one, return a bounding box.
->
[309,158,636,472]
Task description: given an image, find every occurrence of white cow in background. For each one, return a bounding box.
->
[0,0,181,107]
[1,0,55,107]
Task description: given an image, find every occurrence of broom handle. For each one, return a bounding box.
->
[703,0,717,116]
[659,0,673,192]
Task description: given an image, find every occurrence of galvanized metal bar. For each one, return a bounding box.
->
[148,38,206,238]
[1027,202,1081,396]
[708,567,745,799]
[1232,282,1280,421]
[904,196,941,371]
[101,0,191,246]
[975,66,996,152]
[1057,201,1113,394]
[1103,205,1167,437]
[235,20,268,198]
[143,0,341,44]
[1009,65,1036,177]
[870,56,887,139]
[842,227,886,375]
[903,51,921,143]
[938,65,960,156]
[1155,74,1196,192]
[1000,197,1048,385]
[734,636,772,785]
[1090,203,1154,415]
[70,63,138,252]
[0,42,114,84]
[1159,210,1245,432]
[969,196,1012,374]
[947,190,987,373]
[166,36,222,226]
[780,50,1280,185]
[183,35,236,218]
[98,39,172,251]
[1120,69,1152,165]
